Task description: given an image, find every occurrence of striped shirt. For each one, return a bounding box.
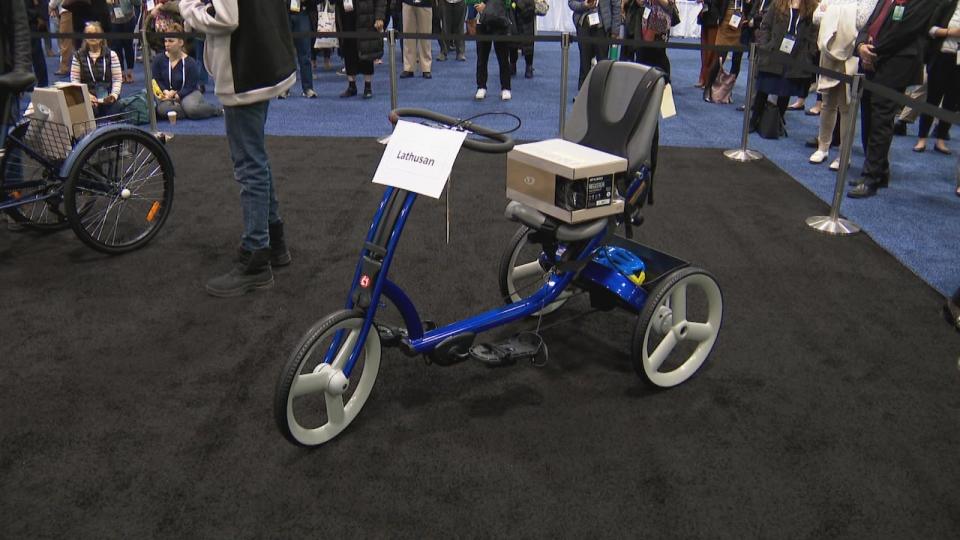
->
[70,50,123,100]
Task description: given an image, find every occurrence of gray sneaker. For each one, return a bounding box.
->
[303,88,318,98]
[206,248,274,298]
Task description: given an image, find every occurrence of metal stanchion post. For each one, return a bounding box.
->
[724,42,763,162]
[559,32,570,136]
[388,29,398,110]
[806,74,863,235]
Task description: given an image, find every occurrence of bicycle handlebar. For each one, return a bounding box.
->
[388,108,515,154]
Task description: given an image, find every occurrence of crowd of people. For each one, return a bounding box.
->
[692,0,959,199]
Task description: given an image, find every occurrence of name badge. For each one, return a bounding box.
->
[114,7,124,18]
[780,37,795,54]
[344,0,354,11]
[588,12,601,26]
[892,4,904,21]
[145,0,156,10]
[642,7,650,20]
[729,12,742,27]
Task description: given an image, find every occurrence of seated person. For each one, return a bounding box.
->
[69,21,121,117]
[151,28,222,120]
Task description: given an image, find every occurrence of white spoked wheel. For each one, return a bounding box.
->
[632,267,722,388]
[274,310,381,447]
[498,225,574,316]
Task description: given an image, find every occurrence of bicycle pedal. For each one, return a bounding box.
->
[469,335,541,367]
[375,323,408,346]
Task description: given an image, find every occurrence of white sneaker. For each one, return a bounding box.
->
[809,150,828,164]
[829,158,844,171]
[501,89,512,101]
[474,88,486,100]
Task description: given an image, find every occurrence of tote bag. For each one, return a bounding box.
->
[315,1,338,49]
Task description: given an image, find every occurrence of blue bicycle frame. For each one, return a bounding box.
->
[329,185,611,378]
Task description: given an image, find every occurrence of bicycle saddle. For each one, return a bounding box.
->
[0,71,37,93]
[504,201,607,242]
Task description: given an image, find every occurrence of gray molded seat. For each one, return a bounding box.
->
[506,61,666,237]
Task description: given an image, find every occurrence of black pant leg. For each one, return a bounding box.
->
[476,37,491,88]
[934,63,959,139]
[494,39,511,90]
[918,53,950,139]
[863,88,902,181]
[31,38,48,88]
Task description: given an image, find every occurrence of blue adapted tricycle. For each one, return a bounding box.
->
[274,62,724,447]
[0,73,174,253]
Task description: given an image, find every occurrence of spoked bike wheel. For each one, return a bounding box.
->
[64,128,174,254]
[632,267,723,388]
[498,225,574,316]
[1,122,70,230]
[274,310,382,447]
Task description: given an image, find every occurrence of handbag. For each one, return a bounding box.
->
[643,1,673,37]
[314,1,338,49]
[706,66,736,104]
[535,0,550,16]
[757,101,786,139]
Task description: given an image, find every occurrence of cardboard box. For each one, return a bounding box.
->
[30,83,95,139]
[506,139,628,224]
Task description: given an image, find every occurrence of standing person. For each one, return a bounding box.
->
[748,0,817,132]
[912,0,959,155]
[180,0,297,297]
[280,0,318,98]
[50,0,73,76]
[69,21,122,116]
[107,0,139,83]
[66,0,110,49]
[334,0,386,98]
[439,0,467,61]
[569,0,620,90]
[469,0,513,99]
[808,0,858,169]
[400,0,433,77]
[1,0,34,148]
[24,0,49,88]
[622,0,676,77]
[848,0,941,198]
[703,0,742,100]
[510,0,535,77]
[696,0,722,87]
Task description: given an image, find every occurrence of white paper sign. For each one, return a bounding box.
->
[372,120,467,198]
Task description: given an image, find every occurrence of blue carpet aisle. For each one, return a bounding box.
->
[34,40,959,294]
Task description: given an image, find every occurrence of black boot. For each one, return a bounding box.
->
[269,221,291,267]
[340,82,357,98]
[205,247,274,298]
[363,82,372,99]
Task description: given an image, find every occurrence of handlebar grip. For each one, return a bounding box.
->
[388,108,515,154]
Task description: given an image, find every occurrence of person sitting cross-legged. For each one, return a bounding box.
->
[152,27,223,120]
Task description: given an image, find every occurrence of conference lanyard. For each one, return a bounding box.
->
[169,57,186,93]
[86,54,107,83]
[786,8,799,35]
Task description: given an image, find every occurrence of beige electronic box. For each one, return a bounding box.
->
[506,138,628,224]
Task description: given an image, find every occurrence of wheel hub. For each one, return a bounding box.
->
[311,363,350,395]
[654,305,673,334]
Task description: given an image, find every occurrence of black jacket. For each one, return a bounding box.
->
[334,0,386,61]
[855,0,942,88]
[1,0,32,75]
[755,6,816,78]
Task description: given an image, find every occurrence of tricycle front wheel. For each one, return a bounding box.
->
[274,310,382,447]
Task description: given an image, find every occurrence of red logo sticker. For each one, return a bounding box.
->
[360,275,371,288]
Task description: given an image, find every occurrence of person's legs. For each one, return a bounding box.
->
[493,38,511,91]
[290,12,314,92]
[402,4,417,72]
[416,6,433,73]
[933,69,957,144]
[476,34,492,89]
[222,101,279,252]
[58,11,74,74]
[862,90,901,183]
[181,90,222,119]
[818,85,841,152]
[341,36,361,95]
[917,55,948,141]
[451,0,466,56]
[698,26,718,87]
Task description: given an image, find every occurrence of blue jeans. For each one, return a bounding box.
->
[289,12,314,92]
[223,101,281,251]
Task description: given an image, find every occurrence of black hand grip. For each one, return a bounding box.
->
[388,108,515,154]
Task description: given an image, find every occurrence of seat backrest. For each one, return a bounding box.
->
[563,61,665,176]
